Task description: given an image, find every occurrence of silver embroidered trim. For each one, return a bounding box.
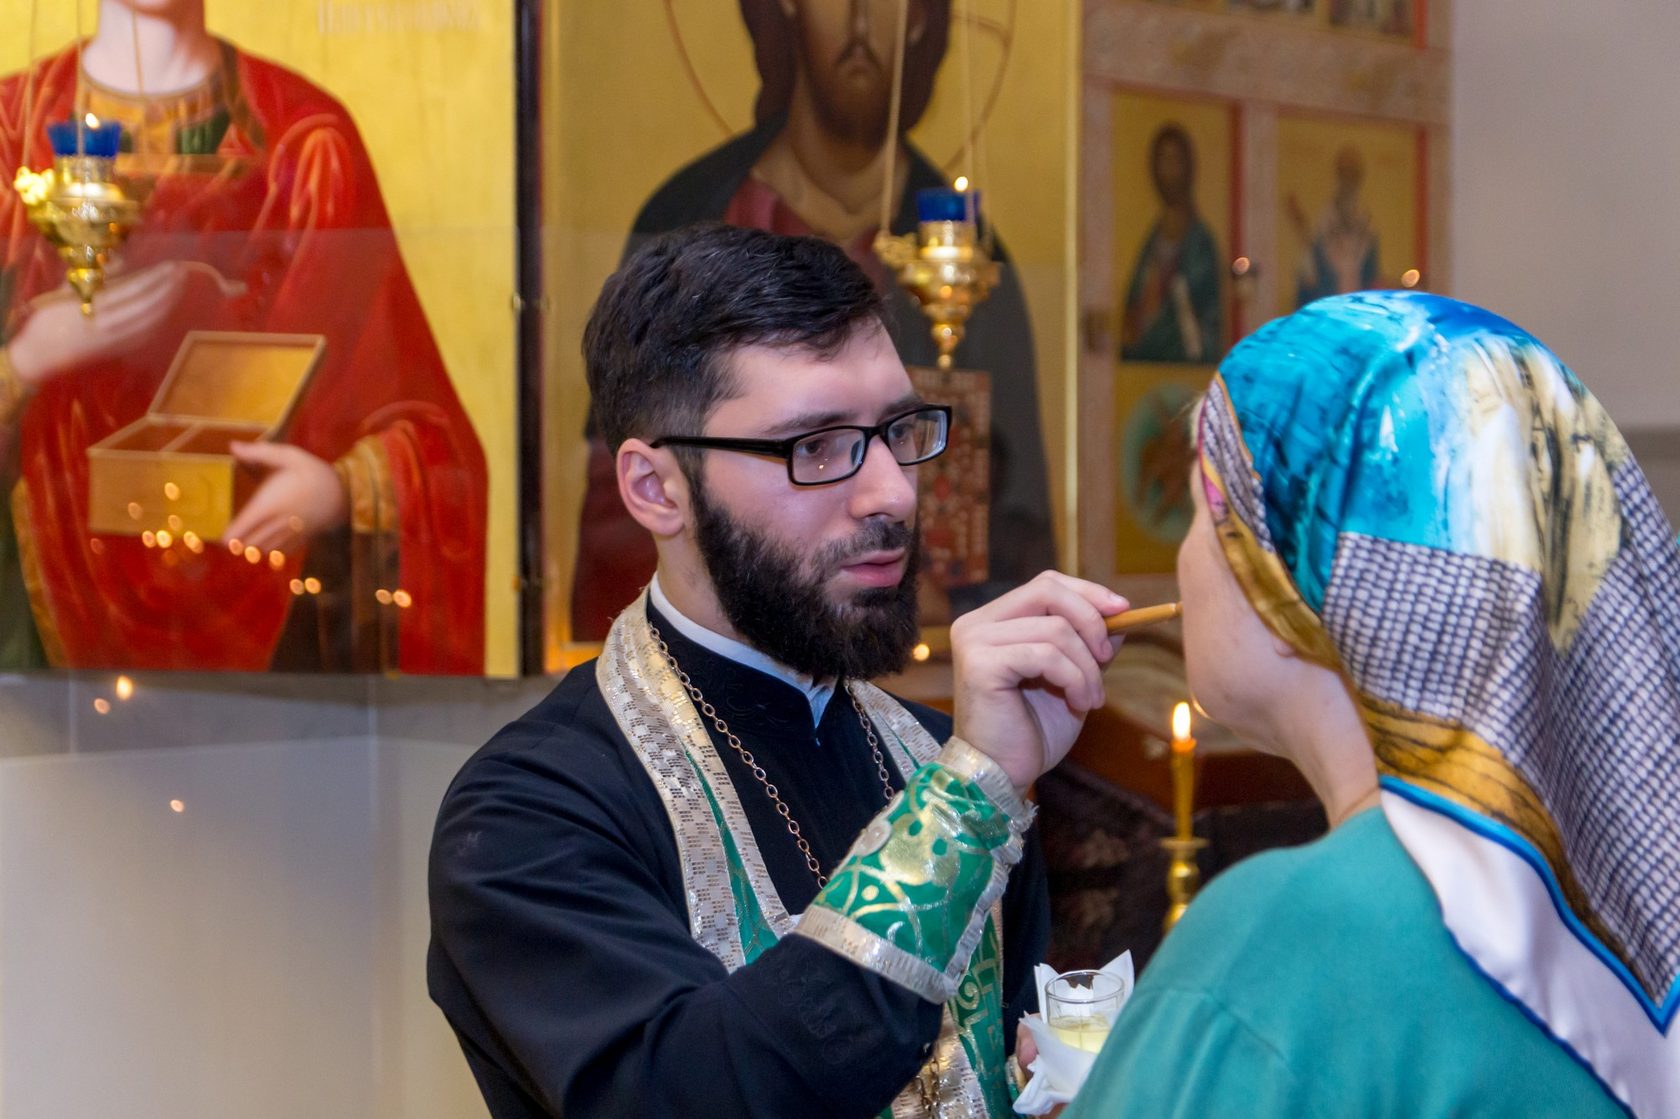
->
[796,905,953,1003]
[649,617,800,938]
[599,591,745,968]
[890,1009,993,1118]
[938,737,1036,829]
[854,680,944,770]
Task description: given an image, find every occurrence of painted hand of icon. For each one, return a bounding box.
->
[4,261,251,393]
[223,440,350,555]
[6,262,192,390]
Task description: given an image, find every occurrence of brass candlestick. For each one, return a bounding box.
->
[1161,836,1207,932]
[873,214,1000,371]
[13,153,141,315]
[1162,703,1206,932]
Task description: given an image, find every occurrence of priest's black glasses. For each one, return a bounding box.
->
[651,404,952,486]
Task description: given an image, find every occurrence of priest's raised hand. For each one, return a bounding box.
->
[950,571,1129,792]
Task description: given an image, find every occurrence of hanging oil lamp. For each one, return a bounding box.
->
[871,0,999,371]
[873,179,1000,371]
[12,113,141,315]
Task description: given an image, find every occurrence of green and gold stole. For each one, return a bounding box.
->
[599,590,1031,1117]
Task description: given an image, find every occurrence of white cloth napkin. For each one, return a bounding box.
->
[1012,952,1134,1115]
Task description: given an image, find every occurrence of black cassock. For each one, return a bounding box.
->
[428,602,1049,1118]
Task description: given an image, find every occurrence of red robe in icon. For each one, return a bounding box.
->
[0,41,486,672]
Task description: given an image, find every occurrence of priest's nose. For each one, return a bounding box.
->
[847,435,917,523]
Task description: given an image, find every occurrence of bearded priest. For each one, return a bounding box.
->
[428,224,1127,1118]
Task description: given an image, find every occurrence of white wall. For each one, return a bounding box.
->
[1452,0,1680,434]
[0,674,550,1119]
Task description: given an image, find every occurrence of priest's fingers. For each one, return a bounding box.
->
[1020,573,1128,663]
[1001,643,1101,717]
[963,614,1106,713]
[953,640,1102,787]
[956,570,1126,664]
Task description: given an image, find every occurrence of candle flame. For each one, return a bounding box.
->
[953,175,969,191]
[1172,702,1192,743]
[84,112,100,128]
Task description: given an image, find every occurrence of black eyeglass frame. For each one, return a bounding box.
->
[650,404,953,487]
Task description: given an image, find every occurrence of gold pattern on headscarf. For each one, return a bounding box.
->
[1201,455,1341,669]
[1360,694,1637,981]
[1456,341,1629,648]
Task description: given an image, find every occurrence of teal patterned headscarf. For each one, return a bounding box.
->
[1197,291,1680,1115]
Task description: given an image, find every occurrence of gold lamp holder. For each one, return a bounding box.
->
[873,217,1000,371]
[13,153,142,315]
[871,0,997,371]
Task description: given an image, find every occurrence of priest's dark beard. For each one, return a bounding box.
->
[692,484,920,681]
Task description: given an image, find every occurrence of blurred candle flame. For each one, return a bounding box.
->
[1172,701,1192,747]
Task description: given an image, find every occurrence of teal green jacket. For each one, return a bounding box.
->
[1067,809,1625,1118]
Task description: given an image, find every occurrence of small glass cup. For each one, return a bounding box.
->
[1044,969,1123,1055]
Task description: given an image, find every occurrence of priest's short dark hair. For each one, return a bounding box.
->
[582,223,886,458]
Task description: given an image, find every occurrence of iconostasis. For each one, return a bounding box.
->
[1079,0,1448,745]
[0,1,1444,685]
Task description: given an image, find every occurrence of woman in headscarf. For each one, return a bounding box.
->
[1067,291,1679,1116]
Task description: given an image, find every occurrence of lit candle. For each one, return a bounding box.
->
[47,113,123,158]
[1171,702,1196,841]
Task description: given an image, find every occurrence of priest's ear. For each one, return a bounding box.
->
[616,439,691,538]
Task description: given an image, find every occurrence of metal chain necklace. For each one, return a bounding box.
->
[650,623,895,888]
